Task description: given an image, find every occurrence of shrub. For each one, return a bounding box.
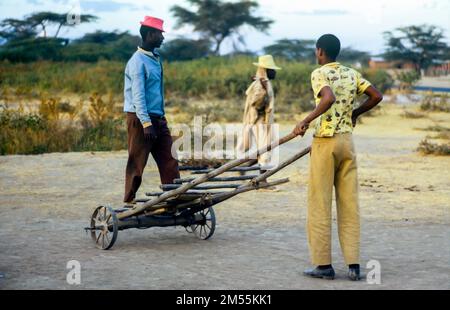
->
[0,94,126,155]
[420,93,450,112]
[417,139,450,156]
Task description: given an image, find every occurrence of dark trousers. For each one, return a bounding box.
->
[124,112,180,203]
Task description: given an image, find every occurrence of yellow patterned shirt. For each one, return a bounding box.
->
[311,62,371,137]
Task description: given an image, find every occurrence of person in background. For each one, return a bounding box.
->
[237,55,281,175]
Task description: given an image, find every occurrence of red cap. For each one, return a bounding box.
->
[140,16,165,32]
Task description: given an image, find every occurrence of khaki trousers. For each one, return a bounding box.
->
[307,133,360,265]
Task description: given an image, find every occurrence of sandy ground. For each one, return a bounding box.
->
[417,75,450,89]
[0,104,449,290]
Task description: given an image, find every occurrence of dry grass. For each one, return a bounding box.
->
[420,93,450,112]
[417,139,450,155]
[416,122,450,156]
[0,93,126,155]
[402,110,426,119]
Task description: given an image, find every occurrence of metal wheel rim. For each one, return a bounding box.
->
[90,206,118,250]
[191,207,216,240]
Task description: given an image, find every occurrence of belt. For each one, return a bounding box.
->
[149,113,165,120]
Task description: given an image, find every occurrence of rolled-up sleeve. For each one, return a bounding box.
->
[130,61,151,125]
[355,71,372,96]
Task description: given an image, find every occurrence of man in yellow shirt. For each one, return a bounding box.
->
[293,34,383,280]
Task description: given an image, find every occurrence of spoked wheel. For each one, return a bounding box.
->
[90,206,118,250]
[190,207,216,240]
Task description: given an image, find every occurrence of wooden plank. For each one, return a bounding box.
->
[178,165,208,171]
[161,184,241,190]
[145,191,226,197]
[173,174,259,184]
[190,165,261,174]
[164,178,290,210]
[142,147,310,214]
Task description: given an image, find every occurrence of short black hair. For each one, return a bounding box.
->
[139,25,158,42]
[316,34,341,60]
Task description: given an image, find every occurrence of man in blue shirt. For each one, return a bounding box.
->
[123,16,180,203]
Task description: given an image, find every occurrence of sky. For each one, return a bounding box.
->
[1,0,449,56]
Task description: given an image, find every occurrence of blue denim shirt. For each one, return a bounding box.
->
[123,48,164,125]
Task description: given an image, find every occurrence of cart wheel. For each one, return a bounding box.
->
[191,207,216,240]
[90,206,118,250]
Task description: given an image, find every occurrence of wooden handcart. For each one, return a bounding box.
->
[85,133,310,250]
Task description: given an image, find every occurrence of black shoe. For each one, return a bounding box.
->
[348,266,361,281]
[303,266,335,280]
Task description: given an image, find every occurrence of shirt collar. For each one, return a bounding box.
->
[137,46,159,58]
[322,62,340,68]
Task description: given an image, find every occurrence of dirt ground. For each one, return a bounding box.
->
[0,104,449,290]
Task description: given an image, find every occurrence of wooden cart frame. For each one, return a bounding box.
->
[86,133,310,250]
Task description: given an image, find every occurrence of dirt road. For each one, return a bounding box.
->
[0,105,449,289]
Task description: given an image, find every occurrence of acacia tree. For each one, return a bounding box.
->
[264,39,316,61]
[383,24,449,74]
[170,0,273,55]
[0,18,37,42]
[338,47,371,65]
[0,12,97,42]
[28,11,97,38]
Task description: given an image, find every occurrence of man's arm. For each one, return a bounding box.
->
[293,86,336,136]
[351,85,383,127]
[130,64,157,140]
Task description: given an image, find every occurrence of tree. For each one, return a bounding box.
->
[0,12,98,62]
[28,12,61,38]
[338,47,370,65]
[74,30,130,44]
[170,0,273,55]
[0,12,97,42]
[65,31,139,62]
[0,18,37,42]
[263,39,315,61]
[382,24,449,74]
[160,38,211,61]
[396,70,421,91]
[28,11,97,38]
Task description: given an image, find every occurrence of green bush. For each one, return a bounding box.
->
[1,57,392,105]
[361,68,394,94]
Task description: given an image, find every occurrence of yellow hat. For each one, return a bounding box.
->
[253,55,282,70]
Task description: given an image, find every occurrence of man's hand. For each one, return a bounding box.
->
[293,120,309,137]
[143,125,157,141]
[351,85,383,128]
